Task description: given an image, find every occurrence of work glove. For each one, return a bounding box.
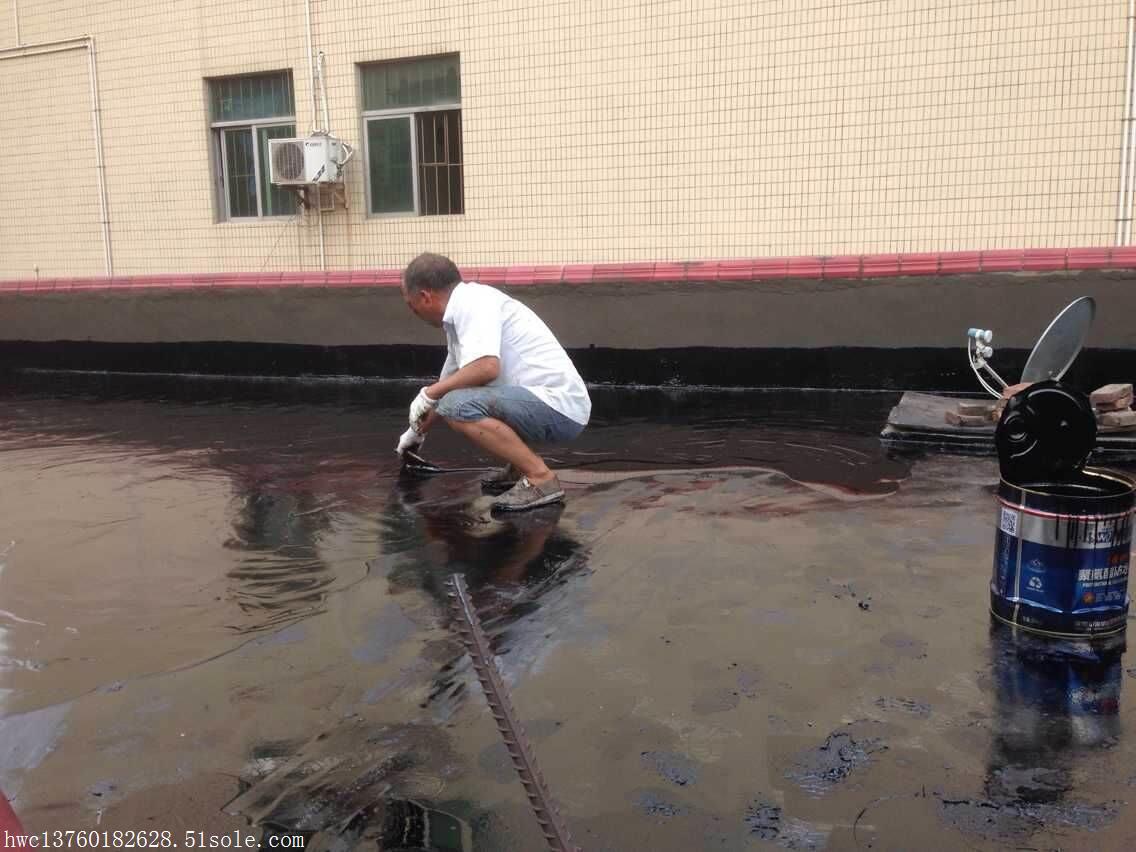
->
[396,426,425,456]
[409,387,439,429]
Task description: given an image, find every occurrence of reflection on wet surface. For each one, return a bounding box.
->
[227,722,471,848]
[936,624,1125,842]
[225,488,337,633]
[2,371,1136,849]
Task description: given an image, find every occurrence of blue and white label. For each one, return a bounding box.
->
[992,518,1131,634]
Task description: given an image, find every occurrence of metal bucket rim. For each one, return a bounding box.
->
[994,495,1134,521]
[990,607,1128,639]
[1000,467,1136,501]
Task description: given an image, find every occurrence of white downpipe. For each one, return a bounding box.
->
[303,0,325,271]
[1127,48,1136,245]
[86,37,112,276]
[0,36,113,276]
[303,0,317,135]
[0,35,91,56]
[317,195,326,271]
[1118,0,1136,245]
[12,0,20,45]
[317,50,329,134]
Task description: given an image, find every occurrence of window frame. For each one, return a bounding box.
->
[212,118,299,221]
[211,117,297,221]
[361,102,462,218]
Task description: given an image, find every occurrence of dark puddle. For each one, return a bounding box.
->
[938,622,1125,842]
[631,789,687,819]
[785,723,888,797]
[380,490,590,720]
[640,751,702,788]
[217,487,591,844]
[224,489,338,633]
[874,696,932,718]
[477,720,563,784]
[846,620,1130,848]
[743,799,829,849]
[0,372,920,845]
[0,371,909,496]
[225,723,472,849]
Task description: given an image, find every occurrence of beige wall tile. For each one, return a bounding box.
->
[0,0,1130,277]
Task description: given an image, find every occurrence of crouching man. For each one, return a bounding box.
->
[396,252,591,511]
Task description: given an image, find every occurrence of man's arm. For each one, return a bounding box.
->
[439,349,458,382]
[416,356,500,433]
[429,356,499,398]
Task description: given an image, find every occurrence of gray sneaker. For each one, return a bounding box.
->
[481,463,521,494]
[491,475,565,511]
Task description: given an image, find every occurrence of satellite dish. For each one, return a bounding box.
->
[1020,296,1096,383]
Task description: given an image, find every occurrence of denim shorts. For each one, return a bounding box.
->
[436,386,585,445]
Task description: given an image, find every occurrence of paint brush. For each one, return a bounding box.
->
[400,449,492,476]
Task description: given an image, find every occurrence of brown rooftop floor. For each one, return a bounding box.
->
[0,374,1131,850]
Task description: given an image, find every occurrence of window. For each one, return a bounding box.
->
[209,71,298,219]
[361,55,463,216]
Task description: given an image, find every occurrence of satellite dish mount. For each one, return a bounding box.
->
[966,296,1096,399]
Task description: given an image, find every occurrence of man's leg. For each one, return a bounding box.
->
[445,416,556,486]
[435,387,583,504]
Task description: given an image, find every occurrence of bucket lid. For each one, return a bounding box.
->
[995,380,1097,483]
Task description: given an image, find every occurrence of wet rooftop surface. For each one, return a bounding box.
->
[1,372,1135,851]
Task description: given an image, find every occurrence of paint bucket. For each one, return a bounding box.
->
[990,467,1135,639]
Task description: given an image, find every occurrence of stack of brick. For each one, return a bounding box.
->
[944,384,1136,430]
[1092,384,1136,429]
[945,399,997,427]
[991,398,1007,423]
[989,381,1036,423]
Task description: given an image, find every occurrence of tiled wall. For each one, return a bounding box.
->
[0,0,1127,278]
[0,46,104,276]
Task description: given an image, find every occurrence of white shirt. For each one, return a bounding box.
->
[439,282,591,425]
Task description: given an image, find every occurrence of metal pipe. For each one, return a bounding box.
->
[1117,0,1136,245]
[303,0,324,270]
[317,50,329,134]
[87,36,113,276]
[0,35,90,55]
[303,0,317,134]
[317,201,325,271]
[0,36,112,275]
[1127,57,1136,245]
[316,51,329,271]
[12,0,19,45]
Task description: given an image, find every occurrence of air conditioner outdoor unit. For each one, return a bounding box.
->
[268,135,352,185]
